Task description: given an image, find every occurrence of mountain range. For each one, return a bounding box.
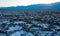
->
[0,2,60,10]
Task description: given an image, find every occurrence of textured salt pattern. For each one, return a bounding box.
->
[0,10,60,36]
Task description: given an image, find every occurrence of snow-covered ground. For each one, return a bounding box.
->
[0,20,60,36]
[0,10,60,36]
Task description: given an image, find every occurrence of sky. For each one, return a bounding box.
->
[0,0,60,7]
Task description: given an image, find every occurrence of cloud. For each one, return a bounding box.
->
[0,0,60,7]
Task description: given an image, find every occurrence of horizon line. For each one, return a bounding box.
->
[0,2,60,8]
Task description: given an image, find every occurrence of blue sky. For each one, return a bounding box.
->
[0,0,60,7]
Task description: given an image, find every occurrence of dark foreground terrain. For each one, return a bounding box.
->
[0,10,60,36]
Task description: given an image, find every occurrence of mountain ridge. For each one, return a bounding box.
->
[0,2,60,10]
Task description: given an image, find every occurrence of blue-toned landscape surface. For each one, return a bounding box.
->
[0,2,60,36]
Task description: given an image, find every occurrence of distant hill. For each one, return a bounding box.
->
[0,2,60,10]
